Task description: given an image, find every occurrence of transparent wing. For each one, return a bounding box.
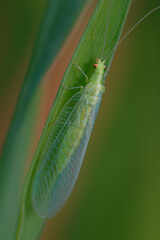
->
[32,88,102,218]
[38,90,83,159]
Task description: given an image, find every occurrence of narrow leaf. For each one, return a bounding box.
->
[15,0,131,239]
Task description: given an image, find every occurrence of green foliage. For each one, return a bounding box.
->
[15,0,131,239]
[1,0,160,239]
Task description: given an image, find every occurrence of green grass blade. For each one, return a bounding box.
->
[0,1,88,239]
[16,0,131,239]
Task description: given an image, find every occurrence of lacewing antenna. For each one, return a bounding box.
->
[103,6,160,64]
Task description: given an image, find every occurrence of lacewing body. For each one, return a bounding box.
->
[32,59,106,218]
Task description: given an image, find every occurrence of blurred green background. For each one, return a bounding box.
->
[0,0,160,240]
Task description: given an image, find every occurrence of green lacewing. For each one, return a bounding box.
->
[31,6,160,218]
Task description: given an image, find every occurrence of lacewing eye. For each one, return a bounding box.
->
[94,63,98,68]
